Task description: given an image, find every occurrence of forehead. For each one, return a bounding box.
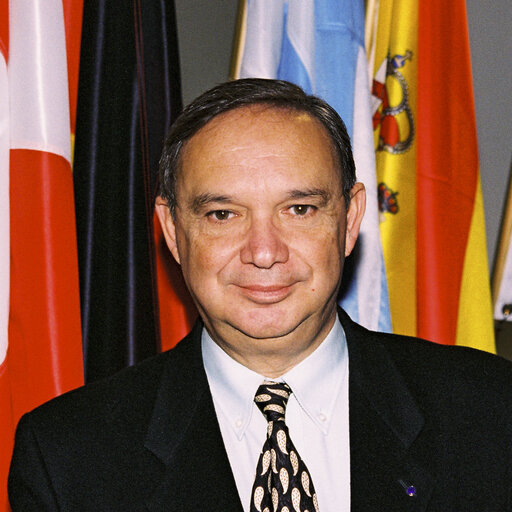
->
[189,104,334,148]
[179,105,340,184]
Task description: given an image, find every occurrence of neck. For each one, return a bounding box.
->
[204,312,337,378]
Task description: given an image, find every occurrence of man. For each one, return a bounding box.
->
[8,79,512,511]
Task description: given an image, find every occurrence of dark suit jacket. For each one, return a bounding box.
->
[8,309,512,511]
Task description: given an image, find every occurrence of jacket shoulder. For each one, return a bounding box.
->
[340,308,512,406]
[359,325,512,416]
[9,326,205,510]
[16,324,201,443]
[377,329,512,387]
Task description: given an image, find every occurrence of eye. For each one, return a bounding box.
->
[207,210,234,221]
[289,204,316,216]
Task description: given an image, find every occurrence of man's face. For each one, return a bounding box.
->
[156,106,365,372]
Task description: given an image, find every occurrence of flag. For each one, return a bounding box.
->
[233,0,391,332]
[0,0,10,505]
[368,0,495,351]
[73,0,194,383]
[1,0,84,507]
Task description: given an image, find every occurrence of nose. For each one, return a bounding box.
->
[240,217,289,268]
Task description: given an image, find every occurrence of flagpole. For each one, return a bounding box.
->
[492,161,512,307]
[229,0,247,79]
[364,0,378,84]
[365,0,378,50]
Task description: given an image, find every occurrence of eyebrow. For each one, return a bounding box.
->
[189,193,233,213]
[188,188,332,213]
[286,188,331,205]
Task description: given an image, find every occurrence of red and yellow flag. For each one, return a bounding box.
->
[367,0,495,351]
[1,2,84,507]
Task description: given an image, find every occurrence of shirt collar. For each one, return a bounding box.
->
[281,319,347,434]
[202,318,348,439]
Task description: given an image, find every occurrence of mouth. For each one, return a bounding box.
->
[235,283,295,304]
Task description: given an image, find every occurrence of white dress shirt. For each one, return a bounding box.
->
[202,319,350,512]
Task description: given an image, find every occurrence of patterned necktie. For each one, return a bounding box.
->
[250,381,319,512]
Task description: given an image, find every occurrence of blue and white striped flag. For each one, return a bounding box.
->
[235,0,391,332]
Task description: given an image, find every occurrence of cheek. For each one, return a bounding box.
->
[290,226,345,286]
[292,222,344,260]
[179,233,240,285]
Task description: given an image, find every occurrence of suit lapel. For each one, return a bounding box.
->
[340,310,434,511]
[143,323,243,512]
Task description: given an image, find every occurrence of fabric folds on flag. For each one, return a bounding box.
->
[73,0,192,383]
[0,0,10,506]
[235,0,391,332]
[368,0,495,351]
[1,1,84,508]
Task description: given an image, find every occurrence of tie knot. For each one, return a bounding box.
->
[254,381,291,422]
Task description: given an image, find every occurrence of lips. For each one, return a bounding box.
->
[235,283,295,304]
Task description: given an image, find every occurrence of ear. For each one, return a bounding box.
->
[155,196,181,264]
[344,182,366,257]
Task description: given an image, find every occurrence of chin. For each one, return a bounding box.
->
[228,308,307,341]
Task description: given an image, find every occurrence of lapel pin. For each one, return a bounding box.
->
[398,479,417,497]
